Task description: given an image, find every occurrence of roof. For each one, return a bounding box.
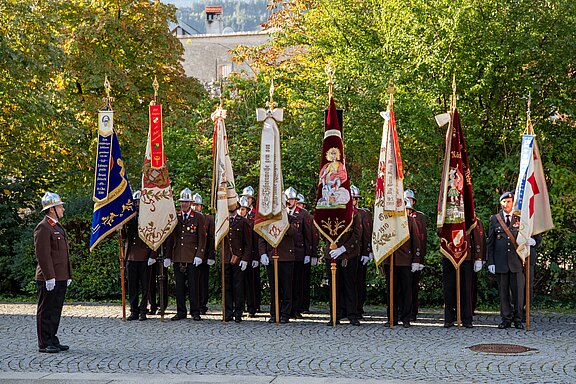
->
[205,6,223,14]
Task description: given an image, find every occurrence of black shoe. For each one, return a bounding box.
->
[224,316,233,322]
[350,319,361,326]
[514,321,524,329]
[192,315,202,321]
[358,314,364,320]
[410,315,417,322]
[234,316,242,323]
[149,308,158,315]
[403,321,411,328]
[127,313,139,321]
[139,314,147,321]
[248,313,256,318]
[498,321,511,329]
[280,317,289,324]
[39,345,60,353]
[295,312,304,319]
[200,309,207,315]
[268,317,276,323]
[463,323,474,328]
[55,344,69,351]
[171,314,186,321]
[444,322,454,328]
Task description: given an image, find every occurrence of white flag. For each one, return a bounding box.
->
[211,107,237,248]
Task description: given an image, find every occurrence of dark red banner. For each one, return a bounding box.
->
[149,104,164,169]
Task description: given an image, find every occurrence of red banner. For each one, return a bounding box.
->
[437,108,477,267]
[312,98,353,247]
[149,104,164,169]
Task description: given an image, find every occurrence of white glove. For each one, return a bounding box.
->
[163,258,172,268]
[304,256,311,264]
[488,265,496,274]
[147,258,156,266]
[207,259,216,266]
[368,252,374,261]
[66,279,72,287]
[360,256,370,265]
[193,256,202,267]
[45,278,56,291]
[329,246,346,259]
[251,260,259,268]
[311,257,318,266]
[411,263,419,273]
[473,260,483,273]
[418,263,425,271]
[527,237,537,246]
[260,254,269,266]
[239,260,248,271]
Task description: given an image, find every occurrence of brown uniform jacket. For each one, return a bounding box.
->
[259,214,298,262]
[123,215,154,262]
[408,209,428,262]
[166,210,206,263]
[34,216,72,281]
[466,218,486,262]
[290,206,313,261]
[385,215,423,266]
[222,214,252,263]
[358,208,373,256]
[323,210,362,260]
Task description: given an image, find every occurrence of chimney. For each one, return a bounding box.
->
[205,5,224,34]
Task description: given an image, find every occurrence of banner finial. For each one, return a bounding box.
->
[387,79,395,109]
[451,74,457,110]
[102,76,114,110]
[266,79,277,111]
[152,76,159,105]
[325,65,336,100]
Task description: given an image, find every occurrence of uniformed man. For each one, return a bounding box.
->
[240,186,262,315]
[296,193,318,314]
[192,193,215,315]
[35,192,72,353]
[285,187,313,319]
[324,207,363,326]
[487,191,534,329]
[165,188,207,321]
[442,217,485,328]
[123,190,156,321]
[222,201,252,322]
[147,242,168,316]
[382,198,424,328]
[259,212,299,324]
[350,185,373,319]
[404,189,427,321]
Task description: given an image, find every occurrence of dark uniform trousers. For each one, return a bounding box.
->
[442,258,474,325]
[225,264,245,319]
[326,257,360,321]
[291,260,305,317]
[36,281,67,349]
[300,262,312,313]
[266,262,294,320]
[148,262,168,313]
[244,263,261,315]
[127,261,150,315]
[198,263,210,313]
[174,263,200,317]
[497,271,525,323]
[383,265,412,324]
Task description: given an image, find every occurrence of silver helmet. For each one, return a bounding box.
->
[241,186,254,198]
[41,192,64,211]
[132,190,141,200]
[284,186,297,200]
[179,188,193,202]
[239,196,251,208]
[297,193,306,204]
[350,185,361,199]
[404,197,414,210]
[192,193,203,205]
[404,189,416,203]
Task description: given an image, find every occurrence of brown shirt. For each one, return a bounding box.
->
[34,216,72,281]
[222,214,252,263]
[167,210,207,263]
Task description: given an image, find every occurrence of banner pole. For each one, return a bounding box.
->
[331,258,337,326]
[456,265,461,329]
[221,244,226,322]
[390,253,394,329]
[274,248,280,324]
[525,256,531,331]
[158,251,165,322]
[118,231,127,322]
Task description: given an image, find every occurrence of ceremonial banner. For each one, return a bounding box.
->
[372,104,409,266]
[513,133,554,261]
[313,98,353,248]
[254,107,289,247]
[437,108,477,267]
[90,110,136,251]
[138,104,177,251]
[211,107,237,248]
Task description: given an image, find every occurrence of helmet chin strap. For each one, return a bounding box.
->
[52,206,61,222]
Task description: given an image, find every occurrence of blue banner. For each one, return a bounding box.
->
[90,111,136,251]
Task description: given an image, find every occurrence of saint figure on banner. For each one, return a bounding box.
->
[316,147,350,208]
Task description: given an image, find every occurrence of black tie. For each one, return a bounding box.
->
[505,215,511,226]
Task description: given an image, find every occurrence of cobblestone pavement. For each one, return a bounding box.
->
[0,303,575,383]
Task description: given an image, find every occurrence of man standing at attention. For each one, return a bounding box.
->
[35,192,72,353]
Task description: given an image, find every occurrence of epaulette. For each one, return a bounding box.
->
[47,217,57,226]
